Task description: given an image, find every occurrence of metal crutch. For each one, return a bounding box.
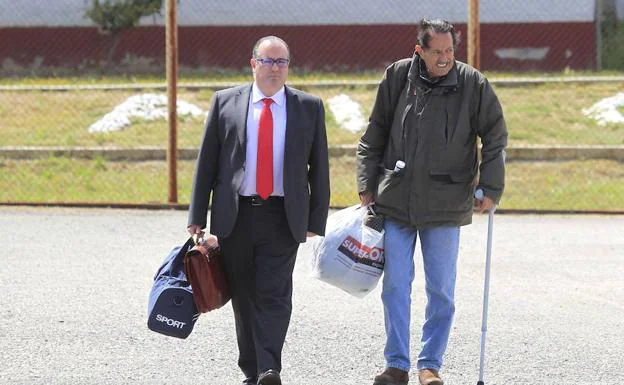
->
[474,189,495,385]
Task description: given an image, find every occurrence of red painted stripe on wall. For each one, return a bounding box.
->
[0,22,596,72]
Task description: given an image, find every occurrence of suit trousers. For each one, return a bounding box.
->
[219,196,299,378]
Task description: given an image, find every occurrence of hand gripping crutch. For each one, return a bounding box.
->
[474,189,495,385]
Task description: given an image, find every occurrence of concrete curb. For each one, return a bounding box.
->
[2,76,624,92]
[1,145,623,162]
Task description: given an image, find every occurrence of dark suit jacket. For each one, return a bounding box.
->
[188,84,330,243]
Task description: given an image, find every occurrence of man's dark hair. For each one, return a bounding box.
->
[417,18,460,49]
[252,36,290,59]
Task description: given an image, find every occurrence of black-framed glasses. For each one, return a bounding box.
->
[254,57,290,68]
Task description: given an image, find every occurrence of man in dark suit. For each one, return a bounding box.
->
[187,36,330,385]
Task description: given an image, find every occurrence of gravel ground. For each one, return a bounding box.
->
[1,207,622,385]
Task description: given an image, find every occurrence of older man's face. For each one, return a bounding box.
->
[416,31,455,78]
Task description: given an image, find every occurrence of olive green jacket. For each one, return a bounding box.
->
[356,55,507,228]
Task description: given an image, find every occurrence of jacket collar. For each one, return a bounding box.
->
[235,83,294,155]
[408,53,459,91]
[234,85,251,153]
[251,82,286,106]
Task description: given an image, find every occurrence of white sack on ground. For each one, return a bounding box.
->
[582,92,624,126]
[88,93,205,133]
[328,94,367,133]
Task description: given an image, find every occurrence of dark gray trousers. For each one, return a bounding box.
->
[219,197,299,378]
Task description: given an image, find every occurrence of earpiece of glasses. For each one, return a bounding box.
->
[255,58,290,68]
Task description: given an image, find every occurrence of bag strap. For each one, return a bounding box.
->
[382,59,411,164]
[170,237,195,277]
[390,60,411,119]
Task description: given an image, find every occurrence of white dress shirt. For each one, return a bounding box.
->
[239,83,287,197]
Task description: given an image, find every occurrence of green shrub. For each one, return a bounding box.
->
[602,20,624,70]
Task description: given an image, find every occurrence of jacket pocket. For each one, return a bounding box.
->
[375,168,406,209]
[427,169,474,212]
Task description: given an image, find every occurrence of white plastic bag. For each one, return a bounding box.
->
[311,205,384,298]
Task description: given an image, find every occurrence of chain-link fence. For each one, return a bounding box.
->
[3,0,624,74]
[1,0,623,211]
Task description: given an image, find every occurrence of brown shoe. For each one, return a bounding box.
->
[373,367,409,385]
[418,369,443,385]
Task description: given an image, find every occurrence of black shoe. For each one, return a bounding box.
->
[373,367,409,385]
[257,369,281,385]
[242,376,257,385]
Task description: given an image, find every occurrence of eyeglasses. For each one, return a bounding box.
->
[254,57,290,68]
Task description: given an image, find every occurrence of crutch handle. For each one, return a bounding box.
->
[475,189,496,214]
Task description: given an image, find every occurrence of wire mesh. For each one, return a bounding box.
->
[1,0,623,210]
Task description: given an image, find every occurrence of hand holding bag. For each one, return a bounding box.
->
[184,235,231,313]
[147,238,199,339]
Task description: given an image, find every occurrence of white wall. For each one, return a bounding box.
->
[618,0,624,19]
[0,0,597,27]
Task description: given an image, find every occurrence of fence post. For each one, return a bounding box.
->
[595,0,604,70]
[166,0,178,203]
[468,0,480,69]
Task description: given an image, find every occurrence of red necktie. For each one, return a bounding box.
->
[256,98,273,199]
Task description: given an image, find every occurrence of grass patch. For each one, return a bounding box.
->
[0,89,214,148]
[496,82,623,145]
[0,157,195,204]
[1,156,622,211]
[503,159,624,210]
[1,82,622,148]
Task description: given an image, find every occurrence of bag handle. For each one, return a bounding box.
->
[193,233,204,246]
[162,237,195,279]
[189,234,213,262]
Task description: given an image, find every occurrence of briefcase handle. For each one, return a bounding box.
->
[190,234,219,262]
[193,232,220,247]
[192,233,205,246]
